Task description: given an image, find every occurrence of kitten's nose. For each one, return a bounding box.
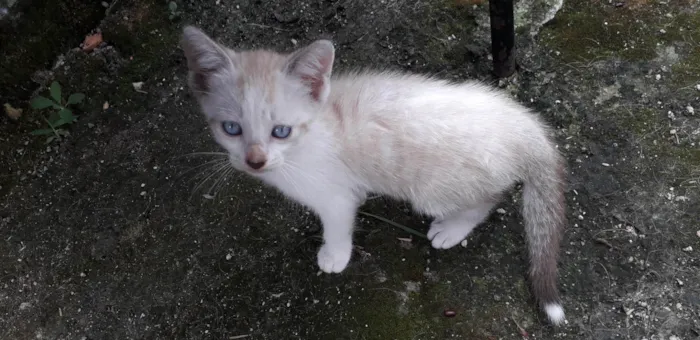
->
[245,144,267,170]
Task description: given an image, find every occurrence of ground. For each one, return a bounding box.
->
[0,0,699,339]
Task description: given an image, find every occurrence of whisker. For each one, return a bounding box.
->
[206,165,234,196]
[284,160,321,185]
[174,158,229,182]
[176,151,228,158]
[192,162,231,195]
[281,166,305,197]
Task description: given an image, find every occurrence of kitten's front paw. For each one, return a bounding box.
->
[427,220,474,249]
[317,242,352,273]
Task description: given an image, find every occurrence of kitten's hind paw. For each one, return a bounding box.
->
[317,242,352,273]
[428,220,475,249]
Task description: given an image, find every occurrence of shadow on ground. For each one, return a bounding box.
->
[1,0,698,339]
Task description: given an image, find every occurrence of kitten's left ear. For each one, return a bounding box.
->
[285,40,335,103]
[180,26,231,95]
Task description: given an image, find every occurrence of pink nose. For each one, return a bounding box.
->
[245,145,267,170]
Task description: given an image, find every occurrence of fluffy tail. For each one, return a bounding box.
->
[521,153,567,325]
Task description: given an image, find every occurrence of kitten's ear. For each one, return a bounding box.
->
[180,26,230,95]
[285,40,335,103]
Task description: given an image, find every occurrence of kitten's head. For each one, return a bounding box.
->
[180,26,335,174]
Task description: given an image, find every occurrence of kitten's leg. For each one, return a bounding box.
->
[313,196,359,273]
[428,201,497,249]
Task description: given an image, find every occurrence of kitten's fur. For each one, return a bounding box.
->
[181,26,567,325]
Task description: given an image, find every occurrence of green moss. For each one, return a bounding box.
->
[346,286,427,338]
[620,108,658,136]
[344,280,456,338]
[611,105,699,179]
[673,148,700,167]
[670,44,700,89]
[540,2,700,62]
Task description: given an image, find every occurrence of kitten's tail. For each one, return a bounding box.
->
[522,152,567,325]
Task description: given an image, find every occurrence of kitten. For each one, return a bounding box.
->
[181,26,567,325]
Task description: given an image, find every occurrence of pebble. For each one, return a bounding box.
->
[460,239,468,248]
[696,84,700,91]
[687,105,694,115]
[225,254,232,260]
[655,74,661,80]
[443,309,456,317]
[496,208,506,214]
[682,246,693,252]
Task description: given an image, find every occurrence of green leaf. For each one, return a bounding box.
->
[48,111,60,123]
[50,81,62,103]
[53,118,71,128]
[45,136,56,144]
[58,108,75,122]
[30,96,55,109]
[30,129,54,136]
[67,93,85,105]
[168,2,177,11]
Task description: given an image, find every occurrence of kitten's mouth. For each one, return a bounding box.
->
[243,164,275,175]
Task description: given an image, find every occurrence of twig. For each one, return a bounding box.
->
[594,238,616,250]
[247,23,289,31]
[511,317,529,339]
[358,211,428,240]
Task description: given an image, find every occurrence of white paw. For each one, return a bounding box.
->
[317,242,352,273]
[427,220,474,249]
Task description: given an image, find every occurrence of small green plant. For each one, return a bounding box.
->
[29,81,85,143]
[167,1,180,20]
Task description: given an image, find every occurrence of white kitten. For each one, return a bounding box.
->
[181,26,567,325]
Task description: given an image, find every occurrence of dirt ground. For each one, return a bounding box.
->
[1,0,699,339]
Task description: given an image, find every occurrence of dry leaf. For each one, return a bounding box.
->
[4,103,23,120]
[132,81,146,93]
[82,32,103,52]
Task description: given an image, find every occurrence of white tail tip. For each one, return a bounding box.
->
[544,303,566,325]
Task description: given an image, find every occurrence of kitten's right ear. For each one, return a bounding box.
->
[180,26,230,94]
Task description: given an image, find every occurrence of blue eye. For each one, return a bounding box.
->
[222,121,242,136]
[271,125,292,139]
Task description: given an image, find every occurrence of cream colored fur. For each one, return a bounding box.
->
[181,26,568,325]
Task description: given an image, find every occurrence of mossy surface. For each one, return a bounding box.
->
[541,1,700,63]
